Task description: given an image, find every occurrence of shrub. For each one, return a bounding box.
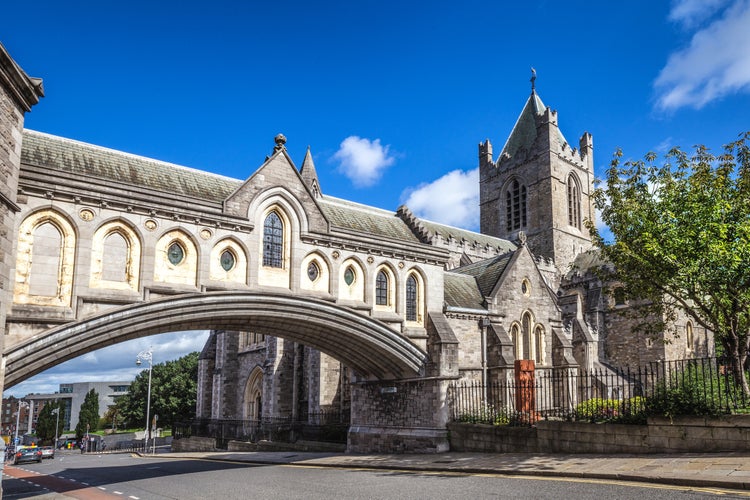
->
[645,364,727,419]
[457,403,512,426]
[574,398,620,422]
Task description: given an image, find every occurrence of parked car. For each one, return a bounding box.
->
[13,447,42,464]
[40,446,55,459]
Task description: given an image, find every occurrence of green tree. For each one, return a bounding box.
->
[588,132,750,393]
[118,351,199,433]
[75,389,100,440]
[35,401,64,444]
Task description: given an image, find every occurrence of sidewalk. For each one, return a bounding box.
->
[157,450,750,492]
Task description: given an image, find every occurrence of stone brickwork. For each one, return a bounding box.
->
[449,415,750,454]
[348,378,451,453]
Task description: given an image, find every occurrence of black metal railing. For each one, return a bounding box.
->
[448,357,750,426]
[176,409,351,447]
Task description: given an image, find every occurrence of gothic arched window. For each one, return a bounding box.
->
[512,324,522,360]
[263,211,283,268]
[534,326,545,364]
[567,174,581,229]
[505,179,527,231]
[406,275,418,321]
[376,270,389,306]
[523,312,534,361]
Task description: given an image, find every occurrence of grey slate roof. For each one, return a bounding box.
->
[500,91,569,159]
[450,251,514,298]
[444,272,486,311]
[318,196,422,243]
[20,130,505,252]
[418,218,516,252]
[21,130,241,202]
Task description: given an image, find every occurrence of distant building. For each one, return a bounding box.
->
[5,381,130,434]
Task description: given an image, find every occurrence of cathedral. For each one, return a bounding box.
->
[0,42,712,450]
[196,80,713,424]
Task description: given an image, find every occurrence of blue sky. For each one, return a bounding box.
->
[3,0,750,397]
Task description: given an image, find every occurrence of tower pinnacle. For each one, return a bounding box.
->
[530,67,536,93]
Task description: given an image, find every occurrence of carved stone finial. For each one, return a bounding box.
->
[518,231,527,246]
[530,67,536,93]
[274,133,287,152]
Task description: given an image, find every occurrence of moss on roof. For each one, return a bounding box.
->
[21,130,241,202]
[318,196,422,243]
[444,272,486,310]
[451,251,514,297]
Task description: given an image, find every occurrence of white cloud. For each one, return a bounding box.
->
[668,0,729,28]
[3,331,210,398]
[655,0,750,111]
[401,168,479,230]
[332,136,396,187]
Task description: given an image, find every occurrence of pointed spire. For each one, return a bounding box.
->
[300,146,322,198]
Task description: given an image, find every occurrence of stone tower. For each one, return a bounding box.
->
[479,74,594,274]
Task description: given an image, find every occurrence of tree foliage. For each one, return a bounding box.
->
[117,351,199,432]
[75,389,100,440]
[35,401,64,444]
[587,132,750,393]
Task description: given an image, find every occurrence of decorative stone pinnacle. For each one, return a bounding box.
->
[274,133,287,151]
[530,67,536,93]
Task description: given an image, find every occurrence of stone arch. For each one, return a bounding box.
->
[247,186,310,234]
[209,237,248,284]
[90,219,141,292]
[338,257,365,302]
[2,291,427,387]
[243,366,264,420]
[154,228,199,287]
[14,208,77,307]
[300,251,331,293]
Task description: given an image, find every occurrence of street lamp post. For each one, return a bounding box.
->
[136,347,153,454]
[51,405,60,449]
[13,400,28,447]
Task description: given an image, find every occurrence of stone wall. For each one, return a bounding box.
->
[449,415,750,454]
[348,377,451,453]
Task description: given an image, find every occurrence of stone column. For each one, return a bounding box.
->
[0,44,43,409]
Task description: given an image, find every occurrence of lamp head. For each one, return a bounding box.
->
[136,358,141,366]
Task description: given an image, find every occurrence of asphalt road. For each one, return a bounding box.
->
[2,451,746,500]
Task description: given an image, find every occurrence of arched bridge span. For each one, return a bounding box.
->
[3,291,428,388]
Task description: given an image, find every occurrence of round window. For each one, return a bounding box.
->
[521,279,530,296]
[220,250,236,271]
[167,242,185,265]
[344,266,355,286]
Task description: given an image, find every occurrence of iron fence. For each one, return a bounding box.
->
[449,357,750,426]
[175,409,351,448]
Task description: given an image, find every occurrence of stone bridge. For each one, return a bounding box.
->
[3,291,428,387]
[0,43,474,453]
